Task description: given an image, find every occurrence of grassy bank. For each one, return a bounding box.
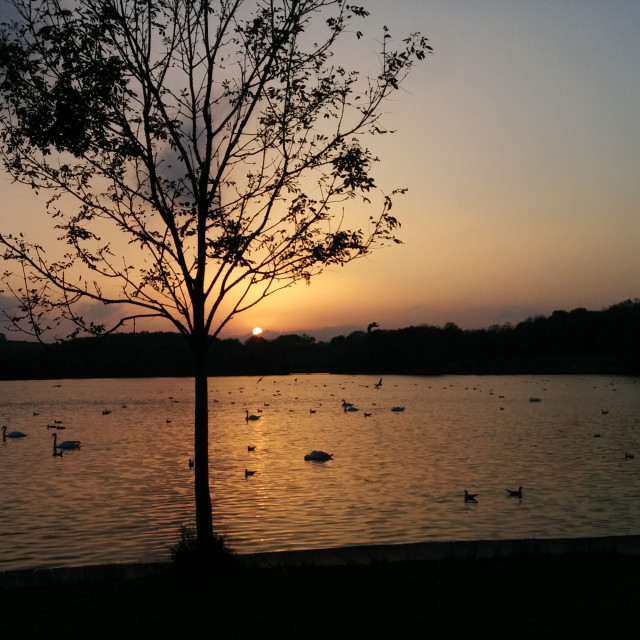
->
[3,554,640,639]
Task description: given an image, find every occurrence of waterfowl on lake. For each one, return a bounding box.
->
[364,412,372,417]
[245,469,256,478]
[304,450,333,462]
[341,399,353,408]
[464,490,478,503]
[506,486,523,498]
[248,445,256,451]
[344,405,359,412]
[245,410,261,421]
[625,452,634,460]
[2,426,27,439]
[391,406,405,412]
[188,458,194,469]
[52,433,81,450]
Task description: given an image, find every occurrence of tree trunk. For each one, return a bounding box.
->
[193,332,214,548]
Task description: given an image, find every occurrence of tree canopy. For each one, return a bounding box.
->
[0,0,429,342]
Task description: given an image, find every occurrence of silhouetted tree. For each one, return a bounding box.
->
[0,1,429,553]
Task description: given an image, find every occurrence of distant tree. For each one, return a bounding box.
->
[0,0,429,554]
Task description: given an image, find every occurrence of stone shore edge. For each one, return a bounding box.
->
[2,534,640,590]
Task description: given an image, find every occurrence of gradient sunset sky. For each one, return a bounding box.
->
[1,1,639,341]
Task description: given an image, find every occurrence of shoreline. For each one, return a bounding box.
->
[3,533,640,590]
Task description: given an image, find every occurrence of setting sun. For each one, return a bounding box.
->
[252,327,263,336]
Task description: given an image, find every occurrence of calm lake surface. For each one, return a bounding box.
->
[1,374,639,572]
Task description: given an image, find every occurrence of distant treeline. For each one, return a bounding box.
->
[1,299,639,380]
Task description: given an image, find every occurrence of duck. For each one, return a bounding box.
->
[245,469,256,478]
[304,450,333,462]
[247,445,256,452]
[341,399,353,408]
[245,410,261,421]
[2,426,27,439]
[506,486,523,498]
[51,433,81,450]
[464,490,478,503]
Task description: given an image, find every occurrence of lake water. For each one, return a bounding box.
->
[1,374,639,572]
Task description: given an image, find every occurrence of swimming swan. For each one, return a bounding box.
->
[304,450,333,462]
[52,433,81,450]
[2,426,27,439]
[245,410,261,421]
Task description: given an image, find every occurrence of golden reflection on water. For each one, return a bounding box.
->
[1,374,640,571]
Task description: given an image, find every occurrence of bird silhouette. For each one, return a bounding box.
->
[248,445,256,452]
[188,458,194,469]
[506,487,523,498]
[374,378,383,389]
[304,450,333,462]
[245,469,256,478]
[464,490,478,503]
[245,410,261,421]
[51,433,81,450]
[2,426,27,439]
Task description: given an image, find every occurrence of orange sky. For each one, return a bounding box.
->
[1,1,639,342]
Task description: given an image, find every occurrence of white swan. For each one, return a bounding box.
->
[304,450,333,462]
[52,433,81,450]
[2,425,27,439]
[245,410,261,421]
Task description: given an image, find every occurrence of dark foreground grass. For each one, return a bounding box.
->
[3,554,640,639]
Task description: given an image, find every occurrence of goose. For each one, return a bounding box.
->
[52,433,81,450]
[506,487,523,498]
[464,490,478,503]
[245,469,256,478]
[2,426,27,439]
[341,399,353,408]
[304,450,333,462]
[245,410,261,421]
